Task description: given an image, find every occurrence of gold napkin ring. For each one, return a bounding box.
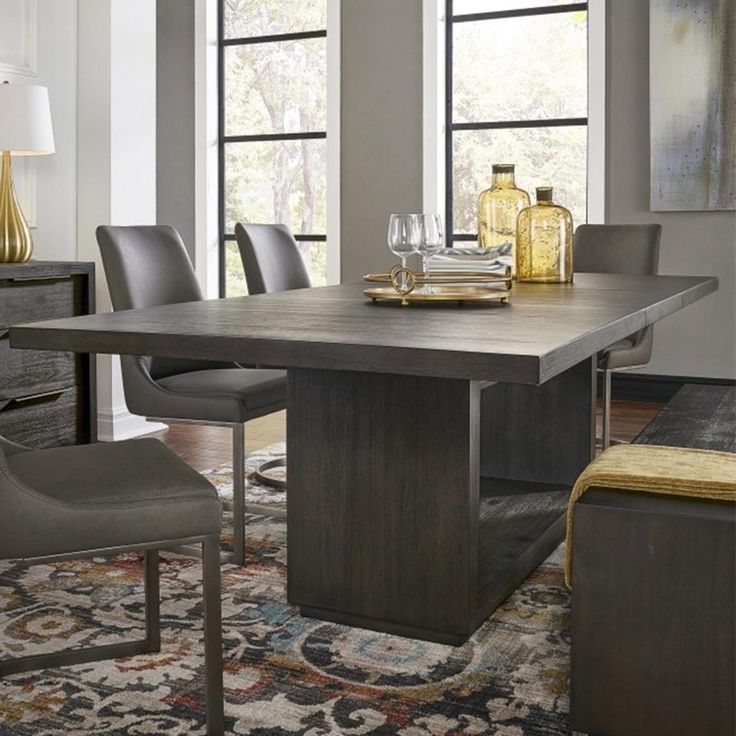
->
[390,267,416,296]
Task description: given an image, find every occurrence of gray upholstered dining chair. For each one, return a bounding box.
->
[0,434,224,735]
[234,223,312,489]
[234,223,312,294]
[97,225,287,565]
[574,224,662,449]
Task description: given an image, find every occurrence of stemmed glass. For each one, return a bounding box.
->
[387,214,420,288]
[417,214,444,287]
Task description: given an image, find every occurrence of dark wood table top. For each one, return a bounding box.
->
[10,274,717,384]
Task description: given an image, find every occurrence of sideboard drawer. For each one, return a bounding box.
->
[0,261,96,447]
[0,336,77,398]
[0,277,79,329]
[0,386,81,448]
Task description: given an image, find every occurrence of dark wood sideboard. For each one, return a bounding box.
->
[0,261,96,448]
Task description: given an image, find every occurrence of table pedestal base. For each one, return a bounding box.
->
[287,360,595,644]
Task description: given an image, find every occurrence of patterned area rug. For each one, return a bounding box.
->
[0,449,571,736]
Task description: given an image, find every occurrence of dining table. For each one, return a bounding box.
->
[10,273,718,645]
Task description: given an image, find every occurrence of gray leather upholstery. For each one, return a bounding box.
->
[574,225,661,276]
[234,223,311,294]
[96,225,287,422]
[0,437,221,560]
[0,435,26,457]
[156,367,286,422]
[574,224,661,370]
[117,355,286,424]
[598,329,654,371]
[97,225,234,380]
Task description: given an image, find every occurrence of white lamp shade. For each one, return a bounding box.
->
[0,82,55,156]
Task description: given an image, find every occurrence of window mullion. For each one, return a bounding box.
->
[446,0,589,244]
[452,3,588,24]
[223,131,327,144]
[222,29,327,46]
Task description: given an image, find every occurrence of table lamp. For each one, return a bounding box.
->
[0,81,55,262]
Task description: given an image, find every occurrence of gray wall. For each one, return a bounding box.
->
[340,0,424,281]
[606,0,736,379]
[156,0,196,260]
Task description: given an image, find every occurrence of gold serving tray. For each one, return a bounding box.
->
[364,270,512,286]
[364,285,510,306]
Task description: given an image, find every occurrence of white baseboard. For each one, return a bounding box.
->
[97,408,167,442]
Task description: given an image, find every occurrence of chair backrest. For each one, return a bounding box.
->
[97,225,203,310]
[234,223,312,294]
[97,225,232,379]
[574,224,661,275]
[575,224,661,368]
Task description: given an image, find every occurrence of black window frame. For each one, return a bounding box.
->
[217,2,328,296]
[445,0,589,243]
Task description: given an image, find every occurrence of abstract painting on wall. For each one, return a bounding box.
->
[650,0,735,211]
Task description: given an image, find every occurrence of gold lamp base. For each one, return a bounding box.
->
[0,150,33,263]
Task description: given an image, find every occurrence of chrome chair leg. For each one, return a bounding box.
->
[602,368,612,450]
[202,535,224,736]
[146,417,277,562]
[232,424,246,567]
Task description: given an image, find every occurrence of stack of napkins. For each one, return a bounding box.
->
[427,244,513,276]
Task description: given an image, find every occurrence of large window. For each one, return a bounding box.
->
[446,0,588,244]
[219,0,328,296]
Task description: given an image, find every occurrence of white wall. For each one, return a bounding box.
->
[0,0,162,439]
[77,0,162,440]
[34,0,78,260]
[0,0,78,260]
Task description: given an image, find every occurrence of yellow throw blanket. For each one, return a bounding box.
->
[565,444,736,588]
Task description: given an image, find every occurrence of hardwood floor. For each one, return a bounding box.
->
[152,402,663,473]
[149,411,285,471]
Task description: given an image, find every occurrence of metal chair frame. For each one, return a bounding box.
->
[599,363,649,449]
[145,417,286,567]
[0,534,224,736]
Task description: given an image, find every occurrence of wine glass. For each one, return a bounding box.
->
[387,214,420,288]
[417,214,444,285]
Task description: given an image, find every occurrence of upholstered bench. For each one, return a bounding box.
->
[569,385,735,736]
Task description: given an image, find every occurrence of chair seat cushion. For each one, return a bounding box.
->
[151,368,286,423]
[3,439,221,559]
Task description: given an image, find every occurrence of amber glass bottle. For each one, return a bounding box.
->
[516,187,573,283]
[477,164,530,277]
